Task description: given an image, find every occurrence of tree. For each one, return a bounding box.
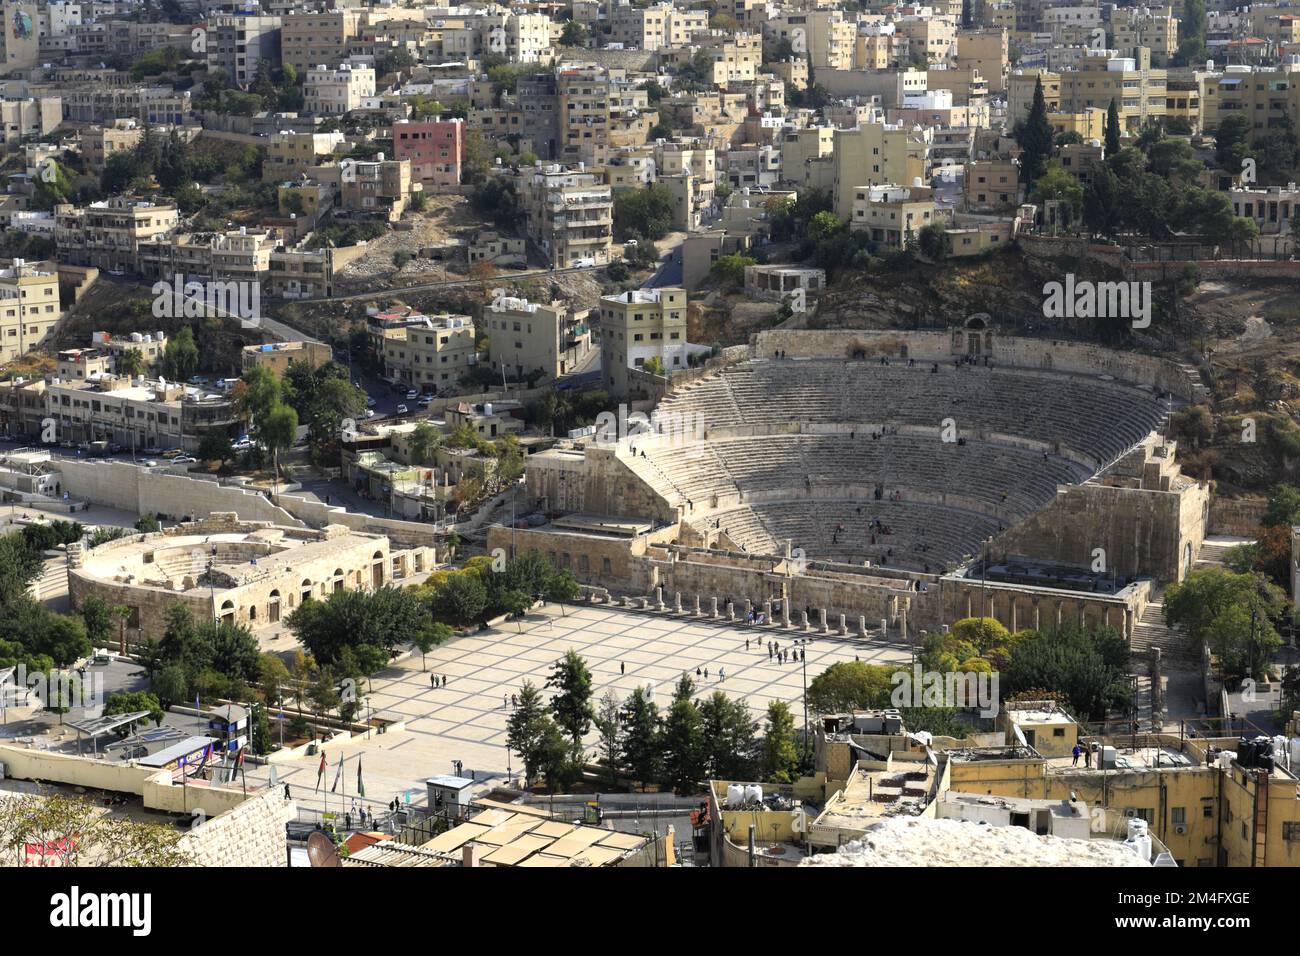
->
[160,327,199,382]
[134,514,161,533]
[407,422,441,466]
[917,223,952,260]
[1004,623,1133,720]
[1016,76,1054,185]
[620,685,662,791]
[1105,98,1122,156]
[0,792,191,866]
[1263,483,1300,528]
[1031,161,1084,226]
[699,691,758,779]
[594,690,622,787]
[0,531,43,609]
[760,701,800,783]
[114,349,146,378]
[500,589,533,632]
[807,661,895,715]
[104,690,164,731]
[287,586,432,668]
[559,20,588,47]
[233,365,282,427]
[1082,160,1122,238]
[79,595,118,646]
[152,664,188,708]
[1164,567,1285,681]
[414,620,452,671]
[661,675,705,794]
[429,570,488,624]
[259,401,298,489]
[198,429,234,464]
[613,183,676,241]
[506,681,552,787]
[546,649,594,747]
[710,253,756,287]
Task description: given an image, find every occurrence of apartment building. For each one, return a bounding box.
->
[766,12,856,71]
[55,198,179,274]
[956,28,1009,93]
[305,61,376,116]
[1009,51,1167,133]
[519,166,614,268]
[392,118,465,188]
[895,15,956,65]
[598,287,692,396]
[693,32,763,85]
[485,296,590,382]
[1203,63,1300,139]
[1110,6,1179,66]
[0,258,61,364]
[556,64,656,167]
[830,122,931,222]
[59,86,190,125]
[0,3,40,75]
[90,329,168,370]
[851,184,936,247]
[964,158,1022,211]
[339,157,414,222]
[1231,184,1299,235]
[381,314,477,392]
[608,2,708,50]
[0,96,61,147]
[42,373,240,453]
[263,130,346,182]
[281,10,362,73]
[206,15,283,87]
[242,340,333,376]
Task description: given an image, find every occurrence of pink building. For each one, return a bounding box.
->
[393,119,465,188]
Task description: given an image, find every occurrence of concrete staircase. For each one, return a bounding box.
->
[1195,534,1254,570]
[29,558,69,603]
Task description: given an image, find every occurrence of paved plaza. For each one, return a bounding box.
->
[246,603,912,818]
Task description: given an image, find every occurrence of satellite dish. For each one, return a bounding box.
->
[306,830,342,867]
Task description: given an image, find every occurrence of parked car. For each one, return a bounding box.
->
[161,448,185,459]
[231,438,253,452]
[139,459,159,467]
[364,409,377,419]
[405,389,419,401]
[417,395,433,407]
[172,455,197,464]
[395,403,410,415]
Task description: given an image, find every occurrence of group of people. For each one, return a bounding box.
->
[430,674,449,688]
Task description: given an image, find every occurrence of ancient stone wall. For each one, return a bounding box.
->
[1208,497,1266,536]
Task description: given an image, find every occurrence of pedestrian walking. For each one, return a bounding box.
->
[1071,744,1082,767]
[620,661,625,675]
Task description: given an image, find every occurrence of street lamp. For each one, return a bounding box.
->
[792,637,812,757]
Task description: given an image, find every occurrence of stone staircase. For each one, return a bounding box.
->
[1129,599,1197,664]
[29,558,69,603]
[1195,534,1253,570]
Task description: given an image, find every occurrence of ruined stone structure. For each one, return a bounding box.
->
[68,513,434,638]
[492,327,1209,641]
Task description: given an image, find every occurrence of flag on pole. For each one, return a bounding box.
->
[331,753,344,793]
[356,757,365,798]
[315,751,326,792]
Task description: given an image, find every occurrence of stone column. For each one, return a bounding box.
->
[655,586,664,610]
[694,594,702,616]
[859,615,868,638]
[1010,599,1018,633]
[1032,599,1040,632]
[801,610,810,631]
[710,596,719,619]
[838,613,847,636]
[1149,646,1163,719]
[782,601,791,628]
[817,608,827,634]
[763,600,772,625]
[727,600,735,622]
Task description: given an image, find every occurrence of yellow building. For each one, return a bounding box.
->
[0,258,61,363]
[957,28,1009,93]
[1009,51,1167,134]
[850,184,935,247]
[830,122,930,223]
[1203,63,1300,141]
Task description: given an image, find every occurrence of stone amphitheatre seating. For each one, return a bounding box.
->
[637,357,1168,573]
[658,360,1166,465]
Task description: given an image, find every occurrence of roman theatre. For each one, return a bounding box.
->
[489,324,1213,643]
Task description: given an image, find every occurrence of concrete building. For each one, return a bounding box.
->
[830,122,931,222]
[0,258,61,364]
[0,3,40,75]
[485,296,591,382]
[206,14,282,87]
[1009,51,1167,134]
[518,165,614,268]
[381,313,477,392]
[281,10,362,73]
[305,61,376,116]
[241,340,333,376]
[392,118,465,188]
[851,184,936,246]
[0,95,61,147]
[1203,63,1300,140]
[263,130,346,182]
[55,198,179,275]
[598,287,700,396]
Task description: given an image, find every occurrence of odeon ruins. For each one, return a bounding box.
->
[68,513,435,636]
[487,323,1212,644]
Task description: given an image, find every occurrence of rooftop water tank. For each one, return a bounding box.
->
[725,784,744,808]
[743,784,763,805]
